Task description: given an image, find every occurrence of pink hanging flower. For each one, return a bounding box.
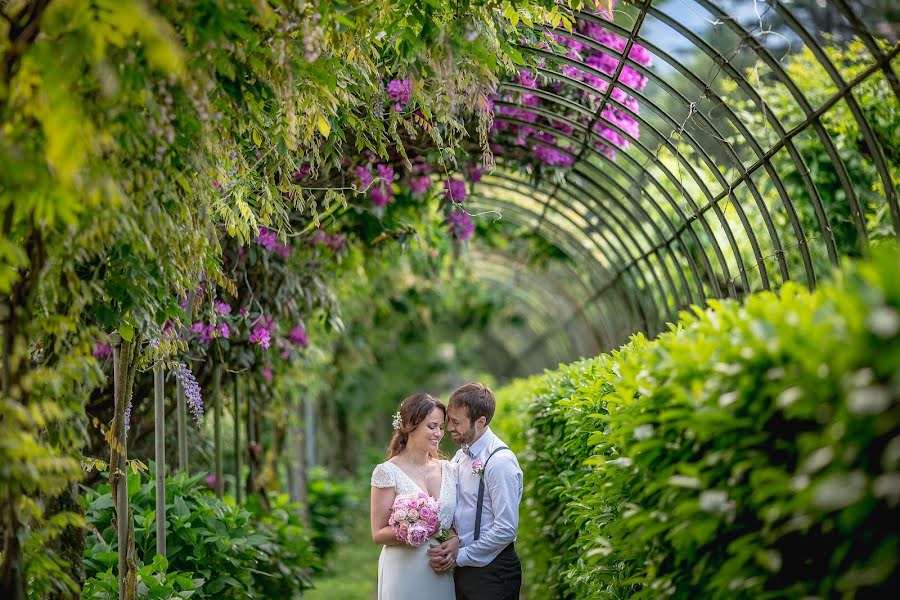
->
[288,326,309,348]
[217,323,230,339]
[261,367,273,382]
[214,301,232,315]
[249,326,271,350]
[386,78,412,110]
[410,175,432,196]
[257,227,278,251]
[93,342,112,360]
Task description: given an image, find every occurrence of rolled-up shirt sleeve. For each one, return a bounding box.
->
[456,454,523,568]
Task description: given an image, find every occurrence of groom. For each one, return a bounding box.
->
[428,382,523,600]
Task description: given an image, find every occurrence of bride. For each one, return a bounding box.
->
[370,393,458,600]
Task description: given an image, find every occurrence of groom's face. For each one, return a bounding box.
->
[447,405,480,446]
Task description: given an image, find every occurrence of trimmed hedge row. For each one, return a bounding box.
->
[494,248,900,599]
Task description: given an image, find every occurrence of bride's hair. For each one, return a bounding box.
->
[387,393,446,458]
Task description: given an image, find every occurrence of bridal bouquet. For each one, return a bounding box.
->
[389,492,441,547]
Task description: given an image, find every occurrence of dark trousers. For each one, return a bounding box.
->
[454,543,521,600]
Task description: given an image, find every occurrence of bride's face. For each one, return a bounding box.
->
[408,407,445,454]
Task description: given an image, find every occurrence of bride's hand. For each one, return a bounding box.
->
[427,537,460,572]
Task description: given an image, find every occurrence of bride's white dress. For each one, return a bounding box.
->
[371,460,457,600]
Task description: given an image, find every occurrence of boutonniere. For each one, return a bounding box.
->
[471,459,485,478]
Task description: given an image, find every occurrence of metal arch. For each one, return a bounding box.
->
[511,53,790,293]
[761,0,900,235]
[489,119,690,315]
[570,10,823,283]
[644,2,855,263]
[473,261,593,360]
[832,0,900,99]
[470,189,652,335]
[470,182,615,287]
[486,166,691,334]
[676,1,868,256]
[492,114,713,311]
[470,248,608,354]
[467,188,643,329]
[476,172,658,325]
[493,96,715,303]
[475,268,579,366]
[500,58,749,295]
[469,181,635,344]
[521,42,786,292]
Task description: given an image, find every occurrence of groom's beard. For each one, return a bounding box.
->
[457,425,478,446]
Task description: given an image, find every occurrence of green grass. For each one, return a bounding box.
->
[305,513,380,599]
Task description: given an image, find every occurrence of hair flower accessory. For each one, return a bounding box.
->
[471,459,485,478]
[392,411,402,431]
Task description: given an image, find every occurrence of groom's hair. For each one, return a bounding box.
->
[448,382,495,426]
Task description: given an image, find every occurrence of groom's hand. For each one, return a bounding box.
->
[427,537,460,572]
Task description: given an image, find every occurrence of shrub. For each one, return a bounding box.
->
[82,468,318,598]
[495,247,900,599]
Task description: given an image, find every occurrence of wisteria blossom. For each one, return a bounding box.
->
[173,362,203,423]
[447,210,475,241]
[444,178,468,203]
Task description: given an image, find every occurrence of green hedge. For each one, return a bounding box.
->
[494,248,900,599]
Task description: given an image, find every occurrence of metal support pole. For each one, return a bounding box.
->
[247,387,256,495]
[233,376,242,504]
[213,368,224,498]
[304,394,316,469]
[154,366,166,557]
[110,333,128,600]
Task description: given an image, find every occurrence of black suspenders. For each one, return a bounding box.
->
[473,446,510,541]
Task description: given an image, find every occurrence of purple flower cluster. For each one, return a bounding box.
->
[356,165,374,189]
[447,210,475,241]
[409,175,432,196]
[124,393,133,434]
[311,228,347,252]
[370,164,395,207]
[444,178,468,203]
[288,325,309,348]
[191,322,216,344]
[249,326,271,349]
[249,315,276,350]
[173,362,203,423]
[492,6,650,165]
[214,300,232,314]
[93,342,112,360]
[257,227,291,257]
[387,79,412,110]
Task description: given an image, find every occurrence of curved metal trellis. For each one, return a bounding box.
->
[466,0,899,377]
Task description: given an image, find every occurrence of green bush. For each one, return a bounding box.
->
[81,468,318,598]
[305,465,358,558]
[494,248,900,599]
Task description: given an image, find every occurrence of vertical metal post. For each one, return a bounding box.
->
[110,333,128,600]
[153,366,166,557]
[292,390,308,520]
[247,387,256,494]
[213,367,224,498]
[233,376,242,504]
[304,394,316,469]
[286,414,296,503]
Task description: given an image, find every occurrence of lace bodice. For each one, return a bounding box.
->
[371,460,457,530]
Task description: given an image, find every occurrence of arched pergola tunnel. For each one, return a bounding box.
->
[458,0,899,378]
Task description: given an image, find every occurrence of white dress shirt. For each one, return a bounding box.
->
[452,427,523,568]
